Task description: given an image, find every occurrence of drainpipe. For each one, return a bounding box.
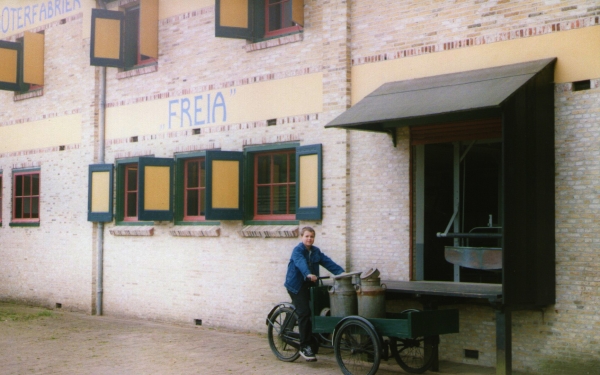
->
[96,0,107,316]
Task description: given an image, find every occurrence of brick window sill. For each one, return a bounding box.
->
[14,88,43,101]
[239,225,298,238]
[117,64,158,80]
[170,226,220,237]
[244,33,303,52]
[109,226,154,236]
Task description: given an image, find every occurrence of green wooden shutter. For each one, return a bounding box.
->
[215,0,255,39]
[87,164,114,222]
[0,41,21,91]
[90,9,125,67]
[295,144,322,220]
[138,157,175,221]
[205,151,244,220]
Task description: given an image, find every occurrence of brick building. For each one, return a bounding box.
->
[1,1,599,374]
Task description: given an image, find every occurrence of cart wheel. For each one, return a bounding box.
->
[333,318,381,375]
[267,306,300,362]
[389,335,437,374]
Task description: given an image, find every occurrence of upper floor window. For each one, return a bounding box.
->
[215,0,304,41]
[13,170,40,223]
[0,32,44,93]
[90,0,158,69]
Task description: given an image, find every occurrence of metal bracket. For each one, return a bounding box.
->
[387,129,397,147]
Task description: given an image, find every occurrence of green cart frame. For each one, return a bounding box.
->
[267,285,460,375]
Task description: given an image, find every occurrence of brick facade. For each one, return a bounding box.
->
[1,1,599,373]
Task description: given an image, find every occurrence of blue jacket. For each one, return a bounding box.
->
[284,242,345,294]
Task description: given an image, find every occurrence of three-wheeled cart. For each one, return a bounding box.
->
[267,285,460,375]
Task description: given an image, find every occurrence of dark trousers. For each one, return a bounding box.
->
[288,282,314,348]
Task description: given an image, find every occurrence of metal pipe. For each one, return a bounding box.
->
[96,0,107,316]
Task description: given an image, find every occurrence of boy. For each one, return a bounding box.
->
[284,226,345,361]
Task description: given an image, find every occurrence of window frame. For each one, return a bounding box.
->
[215,0,304,42]
[11,169,41,225]
[90,0,158,69]
[174,152,220,225]
[264,0,303,38]
[123,163,139,222]
[115,158,147,224]
[253,149,296,220]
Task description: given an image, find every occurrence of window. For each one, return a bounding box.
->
[215,0,304,41]
[0,32,44,92]
[90,0,158,69]
[12,170,40,223]
[115,157,174,223]
[123,164,138,221]
[174,155,208,223]
[254,150,296,220]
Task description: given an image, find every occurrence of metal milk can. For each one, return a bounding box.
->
[328,272,360,317]
[356,268,387,318]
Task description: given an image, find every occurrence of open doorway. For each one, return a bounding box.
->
[415,139,503,284]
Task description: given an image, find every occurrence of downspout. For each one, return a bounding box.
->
[96,0,107,316]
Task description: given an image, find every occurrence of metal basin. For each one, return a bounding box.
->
[444,246,502,270]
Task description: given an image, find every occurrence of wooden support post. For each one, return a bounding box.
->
[496,309,512,375]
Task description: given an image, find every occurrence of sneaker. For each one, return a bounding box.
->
[300,346,317,362]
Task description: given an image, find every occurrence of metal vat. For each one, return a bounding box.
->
[356,268,386,318]
[328,272,360,317]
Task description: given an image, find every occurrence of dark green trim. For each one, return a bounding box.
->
[295,144,322,220]
[215,0,255,40]
[0,40,22,91]
[205,150,245,220]
[174,221,220,226]
[87,164,114,222]
[243,220,299,226]
[9,222,40,227]
[90,9,125,67]
[244,142,299,153]
[115,221,153,226]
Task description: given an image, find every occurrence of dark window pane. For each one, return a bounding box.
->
[289,155,296,182]
[200,189,206,215]
[23,198,31,218]
[187,161,199,188]
[273,185,289,214]
[199,160,206,188]
[289,184,296,214]
[257,155,271,184]
[15,175,23,197]
[32,197,39,218]
[127,167,138,191]
[15,198,22,218]
[187,190,199,216]
[32,174,40,195]
[23,175,31,195]
[126,192,137,217]
[257,186,271,215]
[273,154,288,183]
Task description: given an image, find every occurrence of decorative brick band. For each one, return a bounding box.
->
[169,226,220,237]
[0,109,82,127]
[105,113,319,145]
[0,13,82,42]
[239,225,299,238]
[351,16,600,67]
[116,64,158,80]
[109,226,154,236]
[0,144,80,159]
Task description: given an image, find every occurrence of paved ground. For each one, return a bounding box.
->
[0,302,530,375]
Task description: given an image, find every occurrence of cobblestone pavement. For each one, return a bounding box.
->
[0,302,528,375]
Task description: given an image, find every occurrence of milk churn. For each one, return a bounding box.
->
[356,268,387,318]
[328,272,360,317]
